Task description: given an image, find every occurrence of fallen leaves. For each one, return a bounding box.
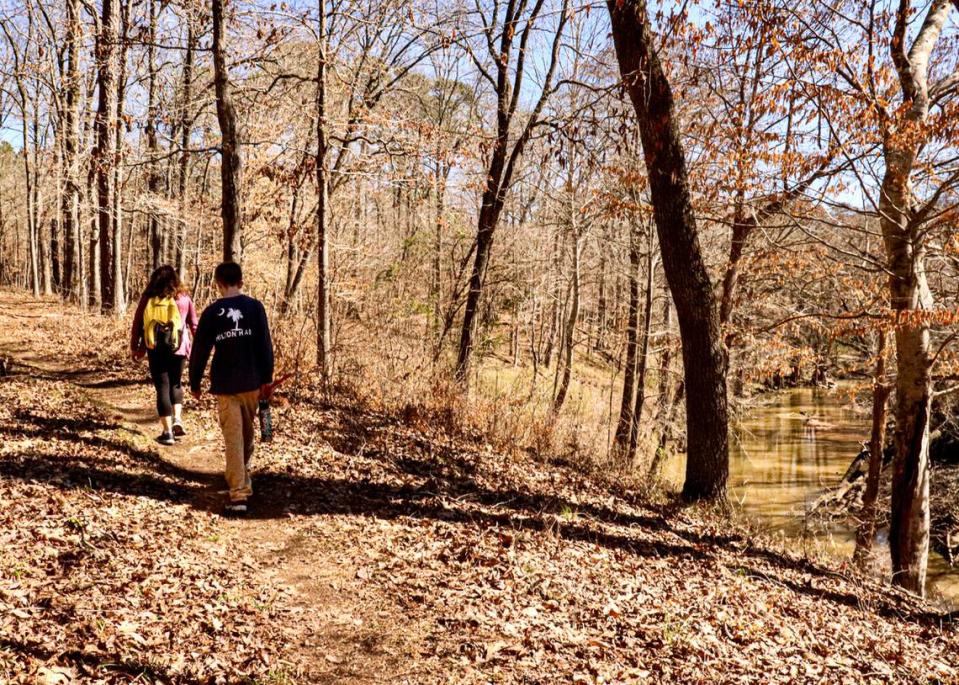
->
[1,294,958,684]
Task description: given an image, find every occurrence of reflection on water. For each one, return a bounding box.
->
[661,385,959,607]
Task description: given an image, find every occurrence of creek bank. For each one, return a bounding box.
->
[813,431,959,565]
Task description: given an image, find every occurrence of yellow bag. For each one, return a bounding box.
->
[143,297,182,352]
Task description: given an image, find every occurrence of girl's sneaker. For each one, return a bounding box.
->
[156,431,175,446]
[172,421,186,438]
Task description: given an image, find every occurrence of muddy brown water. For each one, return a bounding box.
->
[662,385,959,608]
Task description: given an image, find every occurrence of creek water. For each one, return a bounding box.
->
[662,385,959,608]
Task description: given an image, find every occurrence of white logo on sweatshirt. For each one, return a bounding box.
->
[216,307,251,342]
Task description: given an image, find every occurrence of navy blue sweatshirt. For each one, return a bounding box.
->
[189,294,274,395]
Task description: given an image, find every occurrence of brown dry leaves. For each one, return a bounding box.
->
[0,376,308,682]
[2,293,959,683]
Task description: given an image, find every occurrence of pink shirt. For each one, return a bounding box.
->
[131,292,199,357]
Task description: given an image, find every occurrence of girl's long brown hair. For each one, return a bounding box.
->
[144,265,186,299]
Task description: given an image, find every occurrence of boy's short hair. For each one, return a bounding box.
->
[214,261,243,287]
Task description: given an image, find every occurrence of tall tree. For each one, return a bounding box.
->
[454,0,570,384]
[211,0,243,263]
[175,1,197,278]
[61,0,82,302]
[0,12,40,297]
[316,0,330,376]
[93,0,120,312]
[880,0,955,594]
[607,0,730,501]
[145,0,162,271]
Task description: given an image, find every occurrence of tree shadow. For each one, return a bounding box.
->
[0,450,713,566]
[79,376,150,390]
[733,564,954,624]
[8,410,221,488]
[0,636,197,684]
[5,400,954,627]
[1,443,952,625]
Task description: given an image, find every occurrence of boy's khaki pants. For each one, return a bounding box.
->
[216,391,259,502]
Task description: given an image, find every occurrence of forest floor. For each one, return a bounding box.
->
[2,291,959,684]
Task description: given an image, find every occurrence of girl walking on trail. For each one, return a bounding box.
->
[130,266,199,446]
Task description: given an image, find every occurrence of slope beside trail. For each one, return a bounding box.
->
[1,291,958,684]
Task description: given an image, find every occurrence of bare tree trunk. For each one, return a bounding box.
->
[50,217,61,292]
[0,194,6,284]
[124,208,135,297]
[281,190,300,312]
[608,0,729,502]
[457,189,504,383]
[5,29,40,297]
[454,0,569,385]
[211,0,242,263]
[145,0,162,270]
[595,226,608,353]
[854,330,892,566]
[282,248,312,316]
[316,2,331,378]
[613,223,642,457]
[879,0,954,596]
[94,0,119,313]
[628,236,658,464]
[719,214,751,332]
[655,297,675,448]
[884,197,933,594]
[553,227,581,412]
[110,0,131,313]
[176,6,196,277]
[543,229,562,368]
[33,114,50,296]
[432,160,446,330]
[61,0,81,302]
[87,167,101,308]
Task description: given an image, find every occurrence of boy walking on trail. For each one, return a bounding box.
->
[189,262,274,516]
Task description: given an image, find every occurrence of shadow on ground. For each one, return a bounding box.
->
[3,401,953,626]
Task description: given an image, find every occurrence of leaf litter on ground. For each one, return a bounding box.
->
[1,292,957,684]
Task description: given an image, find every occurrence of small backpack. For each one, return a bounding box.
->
[143,296,181,353]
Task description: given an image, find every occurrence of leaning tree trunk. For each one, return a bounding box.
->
[607,0,729,502]
[456,182,504,383]
[211,0,242,263]
[94,0,119,313]
[553,227,581,413]
[453,0,568,385]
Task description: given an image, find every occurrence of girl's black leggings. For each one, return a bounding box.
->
[148,349,185,418]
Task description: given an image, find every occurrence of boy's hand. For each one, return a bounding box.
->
[131,348,145,361]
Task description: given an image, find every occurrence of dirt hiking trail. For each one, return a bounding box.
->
[1,294,421,683]
[1,292,958,684]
